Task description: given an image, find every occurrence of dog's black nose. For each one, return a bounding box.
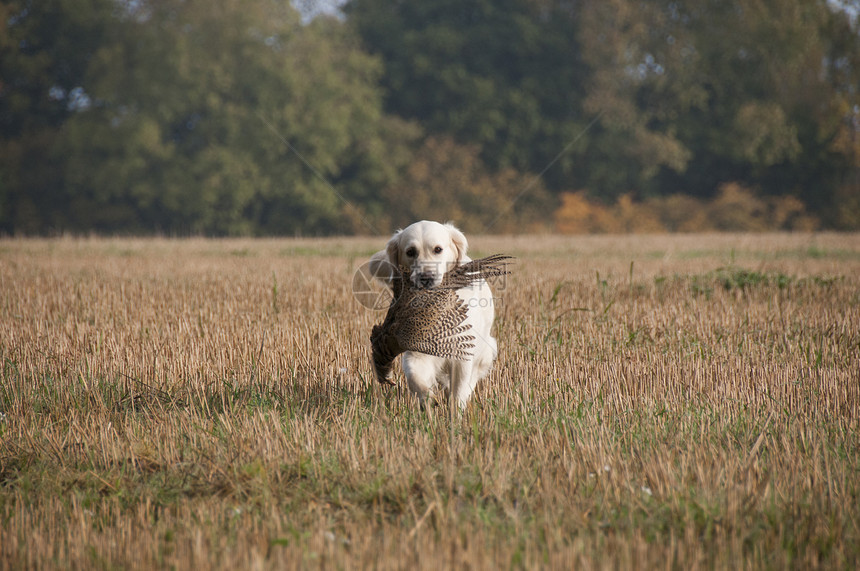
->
[417,273,435,288]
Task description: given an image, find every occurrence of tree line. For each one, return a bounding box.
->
[2,0,859,236]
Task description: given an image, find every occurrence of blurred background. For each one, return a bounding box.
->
[1,0,859,236]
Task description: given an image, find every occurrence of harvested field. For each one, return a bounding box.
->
[1,233,858,569]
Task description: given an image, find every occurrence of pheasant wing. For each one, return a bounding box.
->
[390,288,476,360]
[440,254,514,289]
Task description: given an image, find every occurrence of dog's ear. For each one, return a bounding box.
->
[367,229,401,285]
[445,222,468,262]
[385,229,402,266]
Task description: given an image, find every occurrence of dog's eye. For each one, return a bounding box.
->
[406,247,417,258]
[433,246,443,254]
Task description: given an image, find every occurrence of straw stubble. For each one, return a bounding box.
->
[1,234,858,569]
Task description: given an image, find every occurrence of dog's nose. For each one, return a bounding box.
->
[417,272,435,288]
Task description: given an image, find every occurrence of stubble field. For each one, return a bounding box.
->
[1,233,858,569]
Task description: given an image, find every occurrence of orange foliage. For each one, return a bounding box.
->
[613,194,665,233]
[554,184,819,234]
[647,194,713,232]
[709,182,770,231]
[553,192,618,234]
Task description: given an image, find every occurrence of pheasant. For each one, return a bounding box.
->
[370,254,513,386]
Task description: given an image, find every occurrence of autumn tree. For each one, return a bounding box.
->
[381,136,554,233]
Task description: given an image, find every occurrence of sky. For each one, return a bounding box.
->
[292,0,348,23]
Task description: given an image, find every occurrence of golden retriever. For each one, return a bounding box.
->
[369,220,498,409]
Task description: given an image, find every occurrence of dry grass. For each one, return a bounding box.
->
[1,233,858,569]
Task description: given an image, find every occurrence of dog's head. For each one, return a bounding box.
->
[386,220,468,288]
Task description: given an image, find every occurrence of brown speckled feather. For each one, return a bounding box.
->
[370,254,513,385]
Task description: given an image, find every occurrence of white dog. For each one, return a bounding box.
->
[369,220,498,409]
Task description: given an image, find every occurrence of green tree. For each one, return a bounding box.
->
[1,0,414,235]
[347,0,860,227]
[580,0,860,219]
[346,0,592,191]
[66,0,415,235]
[0,0,117,233]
